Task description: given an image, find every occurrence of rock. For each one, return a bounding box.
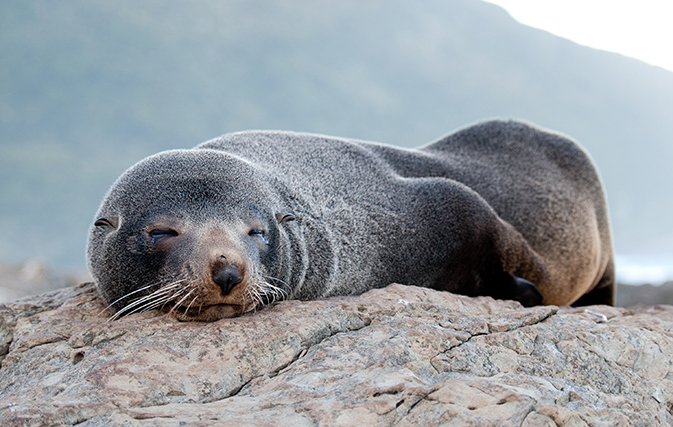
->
[1,282,672,426]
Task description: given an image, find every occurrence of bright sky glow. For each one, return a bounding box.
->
[482,0,673,72]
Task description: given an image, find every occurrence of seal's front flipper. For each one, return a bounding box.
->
[498,274,543,307]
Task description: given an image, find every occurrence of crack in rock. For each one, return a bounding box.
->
[430,306,558,374]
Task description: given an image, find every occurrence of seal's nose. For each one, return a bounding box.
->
[213,264,243,295]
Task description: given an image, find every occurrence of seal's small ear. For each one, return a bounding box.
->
[275,212,296,224]
[94,216,119,229]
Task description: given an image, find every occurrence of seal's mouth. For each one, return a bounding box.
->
[168,274,290,322]
[104,272,289,322]
[169,302,249,322]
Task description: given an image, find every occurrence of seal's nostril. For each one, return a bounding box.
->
[213,265,243,295]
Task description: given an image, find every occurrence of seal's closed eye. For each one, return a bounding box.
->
[148,228,179,243]
[94,216,118,229]
[275,212,295,223]
[249,228,269,244]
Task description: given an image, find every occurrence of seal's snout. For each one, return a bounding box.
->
[212,262,244,295]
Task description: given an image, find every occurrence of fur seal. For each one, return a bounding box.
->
[87,120,615,321]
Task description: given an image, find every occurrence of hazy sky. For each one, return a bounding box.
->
[482,0,673,72]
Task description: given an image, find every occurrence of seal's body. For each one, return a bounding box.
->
[88,120,614,321]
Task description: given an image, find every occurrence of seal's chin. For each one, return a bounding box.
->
[170,303,249,322]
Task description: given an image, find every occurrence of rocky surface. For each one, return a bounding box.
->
[1,282,672,426]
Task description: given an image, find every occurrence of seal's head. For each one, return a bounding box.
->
[87,149,296,322]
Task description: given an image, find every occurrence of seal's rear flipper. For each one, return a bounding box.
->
[504,275,543,307]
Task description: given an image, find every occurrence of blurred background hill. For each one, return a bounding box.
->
[1,0,672,287]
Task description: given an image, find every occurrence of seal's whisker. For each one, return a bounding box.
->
[112,289,183,320]
[185,293,199,313]
[109,294,172,320]
[168,289,197,315]
[257,282,276,303]
[116,280,184,308]
[97,278,177,316]
[109,296,173,321]
[143,291,184,310]
[107,279,188,321]
[120,284,183,310]
[260,281,289,296]
[259,274,290,290]
[245,285,262,312]
[251,285,264,303]
[110,296,162,321]
[256,273,291,303]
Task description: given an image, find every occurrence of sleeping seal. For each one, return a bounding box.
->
[87,120,615,321]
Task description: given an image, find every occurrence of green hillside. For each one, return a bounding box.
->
[1,0,672,271]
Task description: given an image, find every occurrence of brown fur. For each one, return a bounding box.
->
[87,120,614,321]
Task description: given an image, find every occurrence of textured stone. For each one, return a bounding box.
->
[1,282,672,426]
